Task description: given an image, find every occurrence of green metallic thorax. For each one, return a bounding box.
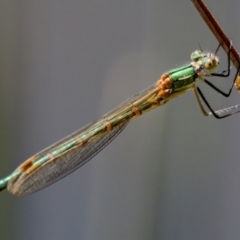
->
[166,64,197,91]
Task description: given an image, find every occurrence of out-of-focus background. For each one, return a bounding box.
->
[1,1,240,240]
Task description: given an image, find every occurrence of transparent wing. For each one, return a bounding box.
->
[7,81,169,196]
[8,122,128,196]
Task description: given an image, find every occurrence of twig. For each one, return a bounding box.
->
[191,0,239,69]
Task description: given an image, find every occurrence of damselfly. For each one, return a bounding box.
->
[1,43,240,197]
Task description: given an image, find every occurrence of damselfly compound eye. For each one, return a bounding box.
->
[191,50,203,61]
[205,58,218,71]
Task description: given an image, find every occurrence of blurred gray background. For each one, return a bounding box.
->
[1,1,240,240]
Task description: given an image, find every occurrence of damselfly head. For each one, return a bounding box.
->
[203,52,219,71]
[191,50,219,73]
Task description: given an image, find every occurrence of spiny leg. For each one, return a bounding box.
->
[203,62,240,97]
[194,86,240,119]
